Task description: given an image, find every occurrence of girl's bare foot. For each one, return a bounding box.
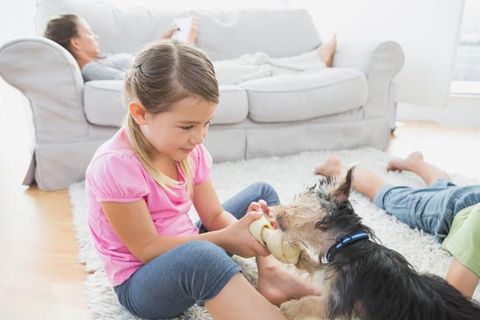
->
[386,151,424,172]
[317,34,337,67]
[314,155,344,177]
[257,264,320,305]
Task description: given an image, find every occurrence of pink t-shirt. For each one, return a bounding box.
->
[85,128,212,286]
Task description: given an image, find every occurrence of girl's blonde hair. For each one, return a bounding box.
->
[124,40,219,196]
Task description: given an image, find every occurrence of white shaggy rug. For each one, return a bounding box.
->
[69,147,479,319]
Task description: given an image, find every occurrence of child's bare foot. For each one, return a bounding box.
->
[314,155,344,177]
[317,34,337,67]
[257,264,320,305]
[386,151,424,172]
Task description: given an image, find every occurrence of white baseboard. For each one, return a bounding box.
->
[397,94,480,127]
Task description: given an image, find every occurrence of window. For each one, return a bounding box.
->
[451,0,480,94]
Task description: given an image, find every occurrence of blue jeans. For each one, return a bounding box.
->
[374,179,480,241]
[114,182,280,319]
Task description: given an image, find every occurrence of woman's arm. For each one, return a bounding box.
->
[101,198,269,264]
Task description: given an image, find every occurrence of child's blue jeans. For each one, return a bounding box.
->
[374,179,480,241]
[113,182,280,319]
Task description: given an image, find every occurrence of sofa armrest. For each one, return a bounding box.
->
[0,37,87,143]
[333,40,404,118]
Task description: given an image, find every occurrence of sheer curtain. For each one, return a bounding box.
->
[453,0,480,82]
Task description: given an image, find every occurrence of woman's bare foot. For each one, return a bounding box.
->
[257,264,320,305]
[187,19,198,45]
[314,155,344,177]
[385,151,424,172]
[317,34,337,67]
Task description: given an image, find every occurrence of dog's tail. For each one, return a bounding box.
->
[424,274,480,319]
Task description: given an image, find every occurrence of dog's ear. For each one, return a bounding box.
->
[330,166,355,204]
[271,205,285,216]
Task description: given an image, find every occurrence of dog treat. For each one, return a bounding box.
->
[249,215,300,264]
[248,215,271,246]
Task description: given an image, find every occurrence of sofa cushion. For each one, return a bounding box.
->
[211,86,249,125]
[84,80,126,127]
[239,68,368,123]
[83,81,248,127]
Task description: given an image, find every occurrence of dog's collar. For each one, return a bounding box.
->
[321,230,369,264]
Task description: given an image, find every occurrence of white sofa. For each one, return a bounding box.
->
[0,0,404,191]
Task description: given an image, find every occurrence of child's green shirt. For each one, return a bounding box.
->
[442,204,480,277]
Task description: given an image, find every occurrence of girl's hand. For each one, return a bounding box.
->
[218,210,270,258]
[249,200,276,226]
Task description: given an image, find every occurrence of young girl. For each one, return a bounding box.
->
[314,152,480,299]
[86,40,317,319]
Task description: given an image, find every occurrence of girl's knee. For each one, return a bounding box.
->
[251,182,280,205]
[182,239,221,254]
[179,240,240,299]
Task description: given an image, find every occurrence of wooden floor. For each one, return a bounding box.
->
[0,81,91,319]
[1,80,480,319]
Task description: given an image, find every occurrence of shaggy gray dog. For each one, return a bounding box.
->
[275,168,480,320]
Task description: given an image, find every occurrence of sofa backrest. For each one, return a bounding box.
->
[36,0,321,60]
[194,9,321,60]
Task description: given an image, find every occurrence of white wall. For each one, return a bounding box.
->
[0,0,35,45]
[0,0,36,142]
[398,95,480,127]
[103,0,287,10]
[288,0,465,109]
[0,0,288,44]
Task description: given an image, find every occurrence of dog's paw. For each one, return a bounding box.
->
[280,299,301,320]
[281,296,326,320]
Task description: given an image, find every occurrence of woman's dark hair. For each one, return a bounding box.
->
[44,14,80,55]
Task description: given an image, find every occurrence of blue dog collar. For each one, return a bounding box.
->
[321,231,369,264]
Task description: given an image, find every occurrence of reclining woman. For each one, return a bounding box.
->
[44,14,337,83]
[44,14,197,81]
